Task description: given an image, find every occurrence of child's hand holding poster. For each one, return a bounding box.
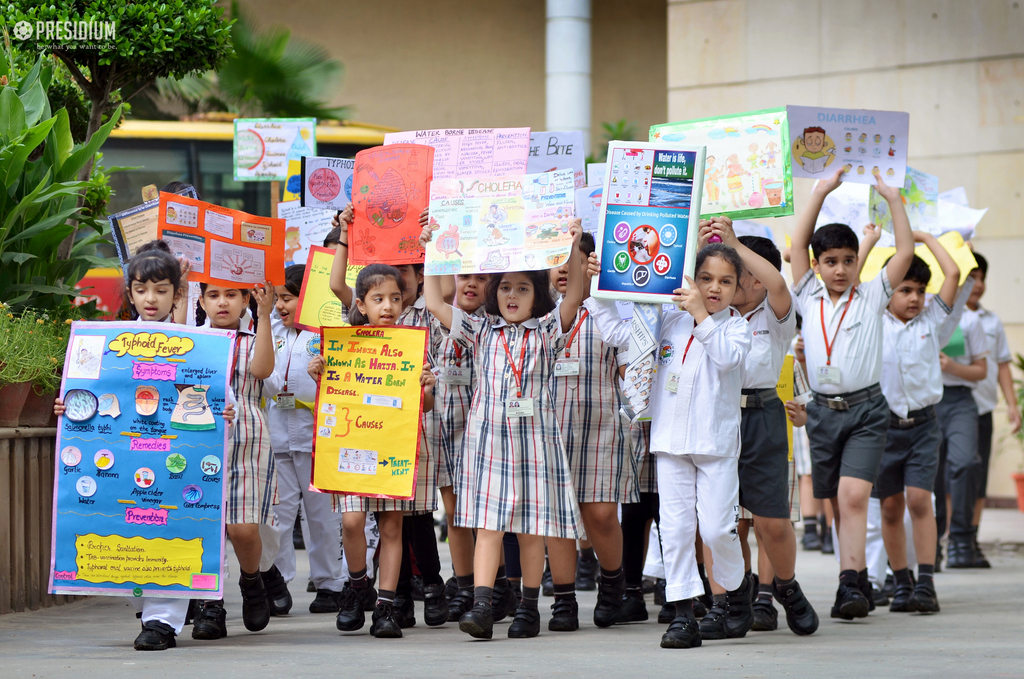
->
[312,326,428,499]
[349,144,434,266]
[50,322,234,598]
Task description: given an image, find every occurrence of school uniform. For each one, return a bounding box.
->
[622,422,660,589]
[443,305,583,539]
[792,357,813,478]
[968,305,1012,500]
[792,268,893,498]
[736,297,797,519]
[265,321,345,591]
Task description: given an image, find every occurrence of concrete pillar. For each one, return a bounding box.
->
[546,0,591,148]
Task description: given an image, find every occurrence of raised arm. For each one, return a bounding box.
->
[712,216,791,319]
[875,177,914,286]
[791,167,843,283]
[917,231,959,307]
[857,223,881,277]
[559,220,584,333]
[249,281,277,380]
[584,296,632,348]
[419,222,453,329]
[328,204,354,307]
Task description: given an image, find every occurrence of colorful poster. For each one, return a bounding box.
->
[869,166,938,234]
[157,193,286,286]
[301,156,355,210]
[527,131,587,188]
[592,143,705,303]
[383,127,531,179]
[576,185,603,234]
[311,326,428,498]
[349,144,433,266]
[233,118,316,182]
[294,245,357,332]
[277,199,336,267]
[109,186,198,267]
[424,169,576,275]
[650,108,792,219]
[786,105,909,186]
[860,231,977,294]
[775,355,795,462]
[49,321,234,598]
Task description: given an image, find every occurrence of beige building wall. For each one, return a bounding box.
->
[667,0,1024,498]
[241,0,667,157]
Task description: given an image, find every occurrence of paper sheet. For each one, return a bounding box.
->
[527,131,587,188]
[383,127,530,179]
[233,118,316,182]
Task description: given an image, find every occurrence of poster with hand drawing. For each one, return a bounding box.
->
[383,127,531,179]
[869,166,938,234]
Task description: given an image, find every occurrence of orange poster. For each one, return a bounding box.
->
[349,144,433,266]
[157,192,286,286]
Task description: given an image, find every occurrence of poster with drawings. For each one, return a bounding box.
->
[527,131,587,188]
[277,199,336,266]
[383,127,531,179]
[869,166,938,234]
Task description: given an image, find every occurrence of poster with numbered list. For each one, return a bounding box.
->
[233,117,316,182]
[383,127,531,179]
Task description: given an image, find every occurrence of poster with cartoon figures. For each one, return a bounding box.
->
[49,322,234,598]
[349,144,434,267]
[301,156,355,210]
[384,127,531,179]
[527,131,587,188]
[423,169,576,275]
[575,185,603,233]
[869,166,939,234]
[650,108,792,220]
[786,105,910,186]
[233,118,316,182]
[591,143,705,304]
[276,200,336,267]
[311,326,428,499]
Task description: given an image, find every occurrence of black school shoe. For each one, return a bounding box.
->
[309,589,342,614]
[946,538,975,569]
[370,602,403,638]
[653,579,666,605]
[239,574,271,631]
[802,529,823,551]
[541,564,554,596]
[392,595,416,628]
[262,565,292,616]
[821,530,835,555]
[459,601,494,639]
[593,579,626,628]
[660,616,702,649]
[575,555,599,591]
[830,583,869,620]
[548,598,580,631]
[192,600,228,640]
[773,580,819,635]
[692,597,708,618]
[910,583,940,613]
[658,602,676,624]
[335,583,365,632]
[492,580,519,623]
[507,605,541,638]
[134,621,177,651]
[971,537,992,568]
[724,576,754,637]
[448,587,474,622]
[698,600,728,640]
[889,582,914,612]
[359,579,378,611]
[751,600,778,631]
[617,589,649,623]
[423,583,448,627]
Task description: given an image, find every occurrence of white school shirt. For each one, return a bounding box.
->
[264,318,320,454]
[792,268,892,395]
[880,295,953,418]
[968,306,1012,415]
[941,310,989,389]
[737,296,797,390]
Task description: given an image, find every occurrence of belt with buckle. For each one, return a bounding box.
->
[740,388,779,409]
[890,406,936,430]
[812,383,882,412]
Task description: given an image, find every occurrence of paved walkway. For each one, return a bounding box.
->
[2,509,1022,678]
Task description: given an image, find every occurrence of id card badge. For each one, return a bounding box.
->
[277,393,296,410]
[554,359,580,377]
[817,366,841,386]
[444,367,471,385]
[506,398,535,418]
[666,373,680,393]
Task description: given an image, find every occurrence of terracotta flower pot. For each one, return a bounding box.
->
[0,381,32,427]
[20,387,57,427]
[1013,472,1024,513]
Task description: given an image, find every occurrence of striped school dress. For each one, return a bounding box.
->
[552,307,637,504]
[446,306,583,539]
[429,311,480,492]
[629,421,658,495]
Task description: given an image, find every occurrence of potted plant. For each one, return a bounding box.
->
[0,306,39,426]
[19,309,81,426]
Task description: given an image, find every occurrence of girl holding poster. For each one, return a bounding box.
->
[420,220,586,641]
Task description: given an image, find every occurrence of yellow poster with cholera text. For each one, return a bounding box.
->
[312,326,427,499]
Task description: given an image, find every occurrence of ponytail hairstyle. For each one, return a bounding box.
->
[284,264,305,297]
[348,264,406,326]
[123,240,182,320]
[695,242,744,281]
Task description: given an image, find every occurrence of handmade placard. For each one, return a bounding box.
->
[383,127,531,179]
[233,117,316,182]
[109,185,198,267]
[294,245,358,332]
[277,199,336,267]
[527,130,587,188]
[301,156,355,210]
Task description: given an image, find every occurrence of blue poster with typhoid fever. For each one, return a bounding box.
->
[49,321,234,599]
[592,143,706,304]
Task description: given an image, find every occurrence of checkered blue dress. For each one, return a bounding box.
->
[444,306,583,539]
[552,308,637,503]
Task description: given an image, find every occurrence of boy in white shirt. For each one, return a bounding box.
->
[788,169,914,620]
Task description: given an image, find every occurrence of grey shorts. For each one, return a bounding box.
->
[872,411,940,499]
[738,395,790,519]
[806,390,890,499]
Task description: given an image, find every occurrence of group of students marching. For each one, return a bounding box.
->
[58,168,1016,652]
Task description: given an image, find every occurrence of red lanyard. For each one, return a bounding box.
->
[500,328,531,398]
[453,343,463,366]
[564,309,589,358]
[282,331,297,392]
[680,335,696,366]
[820,287,856,366]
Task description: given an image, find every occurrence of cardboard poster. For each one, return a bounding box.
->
[277,199,336,267]
[576,185,603,234]
[109,186,198,267]
[860,231,977,295]
[294,245,358,332]
[49,321,234,598]
[592,143,705,303]
[424,169,576,275]
[383,127,531,179]
[786,105,909,186]
[233,118,316,182]
[301,156,355,210]
[348,144,433,266]
[527,131,587,188]
[869,166,938,234]
[157,192,286,287]
[311,326,428,498]
[650,108,793,220]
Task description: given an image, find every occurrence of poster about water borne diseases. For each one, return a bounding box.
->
[49,321,234,598]
[311,326,428,499]
[592,142,705,304]
[233,118,316,182]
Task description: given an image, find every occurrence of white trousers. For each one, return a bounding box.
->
[130,597,189,635]
[643,522,665,579]
[270,451,345,591]
[658,453,744,601]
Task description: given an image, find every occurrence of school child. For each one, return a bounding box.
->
[53,241,236,650]
[696,217,818,637]
[591,243,753,649]
[187,279,278,639]
[264,264,346,614]
[965,254,1021,564]
[547,231,635,629]
[619,422,661,623]
[788,169,915,619]
[421,221,587,640]
[312,264,438,638]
